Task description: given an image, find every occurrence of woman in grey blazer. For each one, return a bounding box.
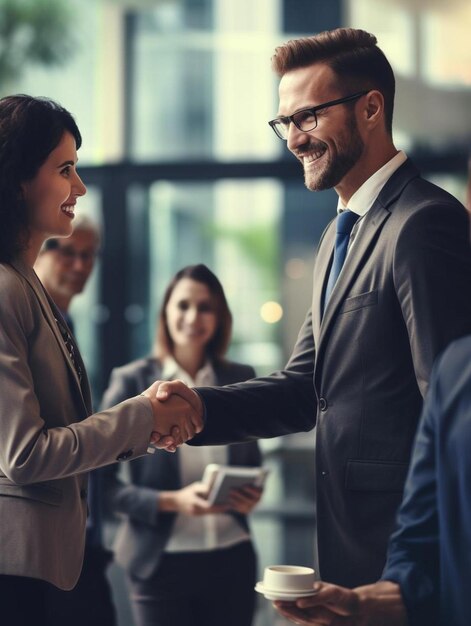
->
[0,96,197,626]
[102,264,263,626]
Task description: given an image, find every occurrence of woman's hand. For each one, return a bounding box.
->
[159,482,228,516]
[227,484,263,514]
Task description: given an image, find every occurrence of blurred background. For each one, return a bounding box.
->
[2,0,469,624]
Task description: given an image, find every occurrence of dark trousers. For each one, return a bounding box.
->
[128,541,257,626]
[0,575,52,626]
[46,544,116,626]
[0,545,115,626]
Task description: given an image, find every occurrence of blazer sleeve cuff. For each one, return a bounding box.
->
[381,563,439,626]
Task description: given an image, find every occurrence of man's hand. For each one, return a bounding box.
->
[141,381,204,450]
[274,581,407,626]
[275,582,359,626]
[156,379,203,411]
[149,379,204,451]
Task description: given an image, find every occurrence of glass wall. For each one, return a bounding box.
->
[129,0,281,162]
[147,179,283,371]
[347,0,471,202]
[10,0,126,164]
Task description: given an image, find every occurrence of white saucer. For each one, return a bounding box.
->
[255,581,317,601]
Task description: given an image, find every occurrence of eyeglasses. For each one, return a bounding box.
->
[55,247,98,264]
[44,239,99,264]
[268,91,369,140]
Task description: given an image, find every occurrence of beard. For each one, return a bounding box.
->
[300,114,364,192]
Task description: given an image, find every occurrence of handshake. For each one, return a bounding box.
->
[141,380,203,452]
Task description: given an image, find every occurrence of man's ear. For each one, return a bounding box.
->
[363,90,384,128]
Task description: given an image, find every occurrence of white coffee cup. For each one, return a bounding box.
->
[262,565,316,592]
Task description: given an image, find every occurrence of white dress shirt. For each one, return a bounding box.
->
[337,150,407,254]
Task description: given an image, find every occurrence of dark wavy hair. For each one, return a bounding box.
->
[272,28,395,135]
[0,95,82,262]
[155,264,233,362]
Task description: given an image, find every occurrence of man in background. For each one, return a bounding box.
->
[35,216,116,626]
[35,215,100,329]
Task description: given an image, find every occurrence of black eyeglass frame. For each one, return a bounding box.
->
[43,238,100,263]
[268,90,370,140]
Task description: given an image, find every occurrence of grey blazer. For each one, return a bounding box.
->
[101,357,260,580]
[189,159,471,587]
[0,259,155,590]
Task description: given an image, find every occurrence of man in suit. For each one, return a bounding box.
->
[155,27,471,588]
[275,335,471,626]
[35,217,116,626]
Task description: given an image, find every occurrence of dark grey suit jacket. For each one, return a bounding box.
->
[189,159,471,587]
[101,357,260,580]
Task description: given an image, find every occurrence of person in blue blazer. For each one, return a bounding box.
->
[101,264,263,626]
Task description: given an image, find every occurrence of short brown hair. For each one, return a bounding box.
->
[272,28,395,135]
[155,264,233,362]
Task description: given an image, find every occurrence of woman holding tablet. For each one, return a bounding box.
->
[102,264,263,626]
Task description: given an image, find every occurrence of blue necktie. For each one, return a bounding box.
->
[323,210,359,312]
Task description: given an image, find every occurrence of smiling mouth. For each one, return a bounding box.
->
[298,145,327,165]
[61,204,75,217]
[180,329,205,338]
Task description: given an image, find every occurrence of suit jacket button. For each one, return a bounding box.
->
[80,488,88,499]
[319,397,328,411]
[117,449,133,461]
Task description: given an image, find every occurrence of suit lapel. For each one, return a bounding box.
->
[43,291,92,412]
[10,259,91,414]
[320,204,390,334]
[312,220,336,348]
[316,158,420,352]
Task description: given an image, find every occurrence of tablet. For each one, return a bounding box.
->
[202,463,269,506]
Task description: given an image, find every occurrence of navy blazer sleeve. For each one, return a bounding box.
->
[381,338,471,626]
[381,370,440,625]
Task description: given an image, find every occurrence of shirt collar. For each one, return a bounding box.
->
[336,151,407,216]
[161,355,216,387]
